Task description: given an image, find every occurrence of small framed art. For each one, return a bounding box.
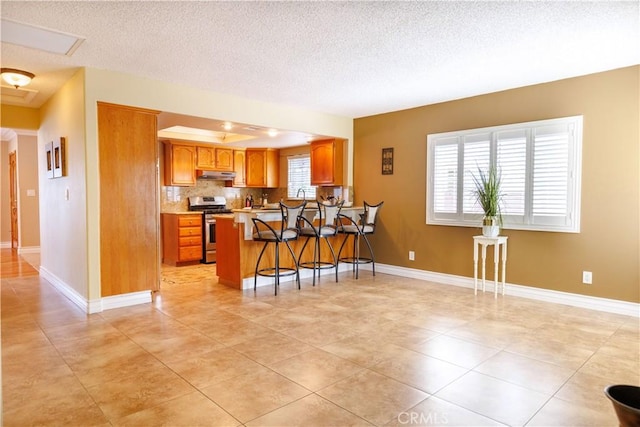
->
[45,142,54,179]
[53,137,66,178]
[382,147,394,175]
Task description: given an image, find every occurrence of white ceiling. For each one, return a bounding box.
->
[1,1,638,145]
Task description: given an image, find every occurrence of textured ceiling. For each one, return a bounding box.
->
[1,1,638,120]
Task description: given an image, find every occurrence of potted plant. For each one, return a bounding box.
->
[472,165,503,237]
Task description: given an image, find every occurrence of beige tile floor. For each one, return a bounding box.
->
[2,252,638,426]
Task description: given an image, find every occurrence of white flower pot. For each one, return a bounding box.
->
[482,217,500,237]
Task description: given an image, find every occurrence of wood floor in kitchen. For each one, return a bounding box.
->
[1,248,637,426]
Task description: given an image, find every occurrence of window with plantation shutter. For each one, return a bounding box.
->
[427,116,582,233]
[287,155,316,199]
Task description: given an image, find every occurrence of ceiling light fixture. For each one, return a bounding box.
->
[268,129,278,137]
[1,68,35,88]
[222,122,233,131]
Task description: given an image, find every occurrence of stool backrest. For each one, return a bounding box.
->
[280,201,306,232]
[363,201,384,229]
[323,200,343,229]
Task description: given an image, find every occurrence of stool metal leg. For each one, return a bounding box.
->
[324,236,339,282]
[362,234,375,276]
[274,241,280,296]
[254,241,269,292]
[284,240,300,290]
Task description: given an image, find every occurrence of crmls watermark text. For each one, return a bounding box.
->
[397,411,449,425]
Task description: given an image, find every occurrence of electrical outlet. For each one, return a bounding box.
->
[582,271,592,285]
[409,251,415,261]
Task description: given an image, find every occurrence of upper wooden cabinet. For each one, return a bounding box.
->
[246,148,279,188]
[196,146,233,171]
[163,141,196,186]
[195,146,215,170]
[232,149,246,187]
[216,148,233,171]
[311,139,344,186]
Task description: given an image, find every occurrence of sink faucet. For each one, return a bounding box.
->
[296,188,306,200]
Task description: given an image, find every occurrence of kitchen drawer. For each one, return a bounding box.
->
[179,246,202,261]
[179,236,202,247]
[178,226,202,237]
[178,216,202,227]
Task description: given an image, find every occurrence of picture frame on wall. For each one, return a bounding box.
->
[382,147,394,175]
[53,137,66,178]
[45,141,54,179]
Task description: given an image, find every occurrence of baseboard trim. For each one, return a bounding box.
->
[368,263,639,318]
[0,241,11,249]
[39,266,152,314]
[17,246,40,254]
[39,266,93,312]
[100,291,152,311]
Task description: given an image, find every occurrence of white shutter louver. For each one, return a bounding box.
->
[497,130,527,217]
[462,134,490,214]
[432,141,458,214]
[532,125,570,220]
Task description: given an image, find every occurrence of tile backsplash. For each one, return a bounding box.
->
[161,180,352,212]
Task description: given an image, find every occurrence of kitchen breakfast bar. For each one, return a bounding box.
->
[214,207,362,289]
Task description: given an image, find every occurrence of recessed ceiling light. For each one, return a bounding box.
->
[268,129,278,137]
[158,125,225,143]
[1,18,85,56]
[222,122,233,131]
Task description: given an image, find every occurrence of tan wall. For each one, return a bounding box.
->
[16,134,40,248]
[0,131,40,249]
[1,104,39,130]
[354,66,639,303]
[38,69,89,299]
[0,140,11,245]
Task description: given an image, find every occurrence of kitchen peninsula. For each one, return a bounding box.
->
[215,206,361,289]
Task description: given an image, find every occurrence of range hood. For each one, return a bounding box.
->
[196,170,236,180]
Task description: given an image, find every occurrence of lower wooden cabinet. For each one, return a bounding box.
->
[161,213,203,265]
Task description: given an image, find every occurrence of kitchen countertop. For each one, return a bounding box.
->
[210,214,235,219]
[232,206,363,240]
[231,205,357,214]
[161,211,203,215]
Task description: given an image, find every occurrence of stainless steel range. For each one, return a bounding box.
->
[188,196,233,264]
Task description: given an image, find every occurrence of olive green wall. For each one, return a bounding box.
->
[354,66,639,303]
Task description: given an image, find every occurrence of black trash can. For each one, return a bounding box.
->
[604,385,640,427]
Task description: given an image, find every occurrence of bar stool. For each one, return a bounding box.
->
[297,200,343,286]
[252,201,306,295]
[337,201,383,279]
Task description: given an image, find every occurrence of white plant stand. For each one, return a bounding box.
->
[473,235,508,298]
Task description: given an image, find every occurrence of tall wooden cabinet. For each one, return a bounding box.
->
[311,139,344,186]
[98,102,160,296]
[246,148,279,188]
